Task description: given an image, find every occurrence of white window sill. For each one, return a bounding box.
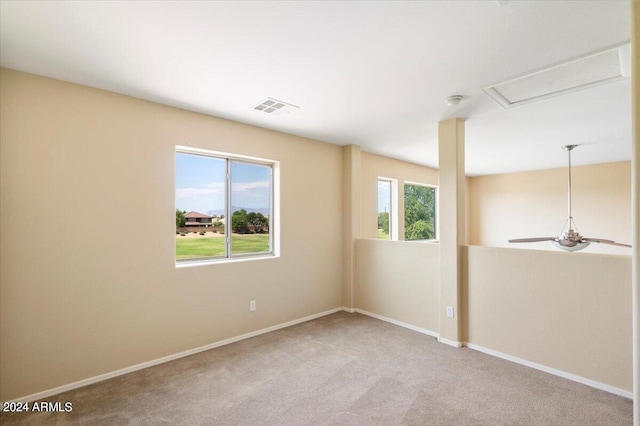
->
[176,253,279,268]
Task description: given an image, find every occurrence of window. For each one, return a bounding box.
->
[404,183,437,241]
[377,179,392,240]
[175,146,276,264]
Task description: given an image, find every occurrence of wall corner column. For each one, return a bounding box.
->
[343,144,361,310]
[631,1,639,424]
[438,118,466,346]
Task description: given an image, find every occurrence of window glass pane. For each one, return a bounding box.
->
[230,162,271,255]
[404,184,436,241]
[377,180,391,240]
[175,152,226,260]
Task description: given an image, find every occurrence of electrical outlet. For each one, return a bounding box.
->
[250,300,256,312]
[446,306,454,318]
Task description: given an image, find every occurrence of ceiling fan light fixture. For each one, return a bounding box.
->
[508,144,631,251]
[551,241,590,252]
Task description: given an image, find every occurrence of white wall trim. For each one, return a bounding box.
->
[437,337,464,348]
[4,307,345,404]
[342,307,356,313]
[465,342,632,400]
[354,308,439,338]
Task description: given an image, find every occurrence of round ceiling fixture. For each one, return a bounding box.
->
[445,95,463,106]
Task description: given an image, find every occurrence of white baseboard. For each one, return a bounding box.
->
[465,343,632,400]
[348,309,630,399]
[437,337,463,348]
[9,307,629,403]
[353,308,439,338]
[5,307,345,404]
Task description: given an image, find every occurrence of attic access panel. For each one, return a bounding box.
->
[483,44,630,108]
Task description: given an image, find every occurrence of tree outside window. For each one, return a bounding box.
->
[404,184,436,241]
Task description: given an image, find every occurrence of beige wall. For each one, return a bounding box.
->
[0,68,344,401]
[468,162,632,255]
[355,151,440,332]
[354,148,631,393]
[632,0,639,419]
[1,66,633,402]
[355,239,440,333]
[465,245,632,392]
[360,152,438,240]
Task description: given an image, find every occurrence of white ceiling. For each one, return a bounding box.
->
[0,1,632,175]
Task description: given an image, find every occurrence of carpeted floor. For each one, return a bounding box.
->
[1,312,632,425]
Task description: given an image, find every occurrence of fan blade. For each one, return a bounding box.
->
[509,237,556,243]
[583,238,631,248]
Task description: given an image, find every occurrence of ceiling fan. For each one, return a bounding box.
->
[509,145,631,252]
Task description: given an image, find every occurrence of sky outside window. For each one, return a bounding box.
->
[378,180,391,214]
[231,162,271,213]
[176,153,271,215]
[175,152,225,214]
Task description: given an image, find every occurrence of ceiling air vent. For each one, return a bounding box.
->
[253,98,299,116]
[483,43,630,108]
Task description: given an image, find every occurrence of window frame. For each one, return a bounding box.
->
[175,145,279,267]
[228,159,274,259]
[403,181,438,242]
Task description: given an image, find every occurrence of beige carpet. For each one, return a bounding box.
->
[1,312,632,425]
